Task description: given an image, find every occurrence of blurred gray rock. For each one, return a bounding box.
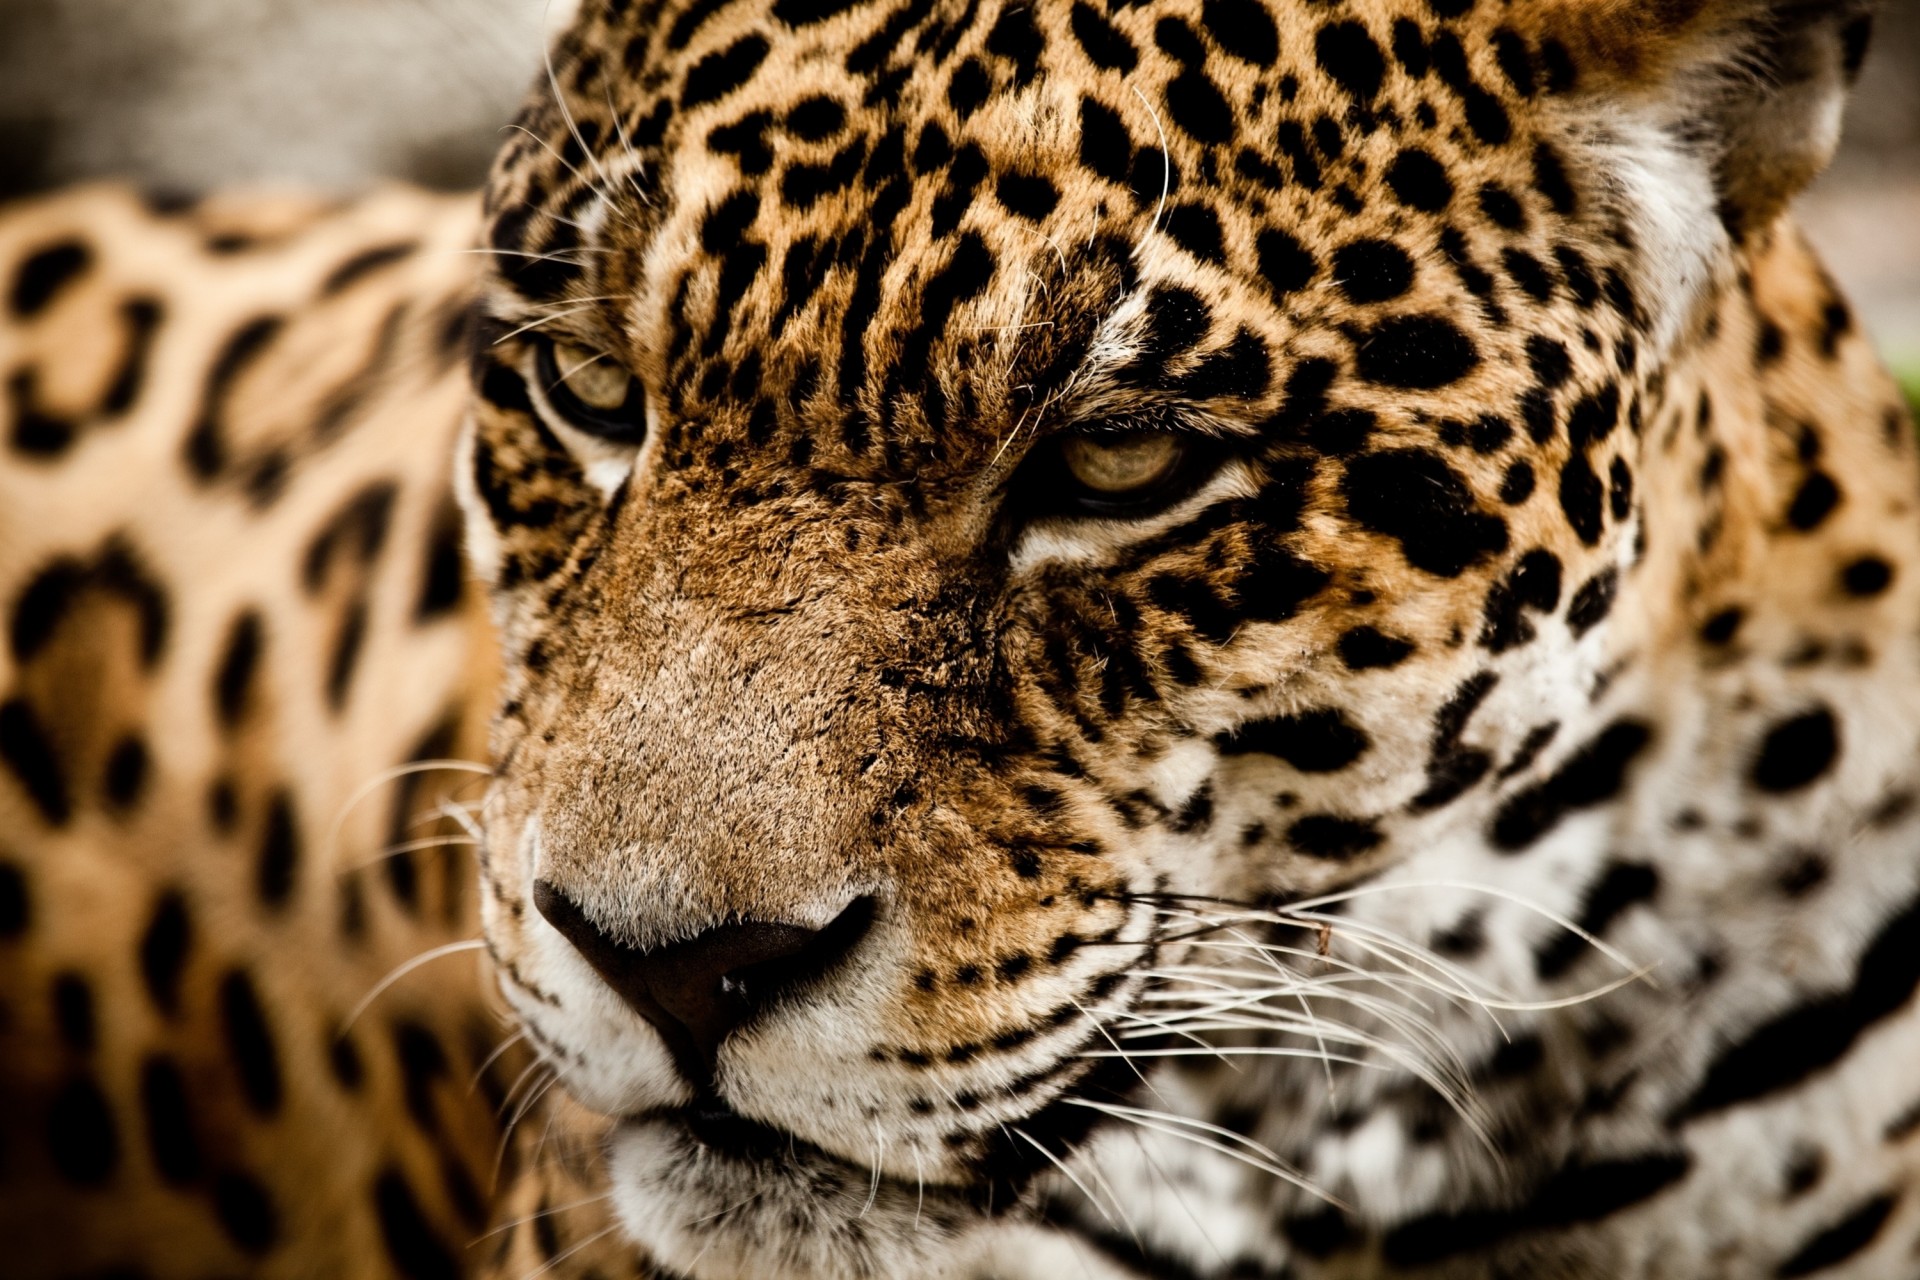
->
[0,0,551,196]
[0,0,1913,362]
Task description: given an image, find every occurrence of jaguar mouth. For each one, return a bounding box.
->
[605,1103,992,1280]
[672,1095,804,1164]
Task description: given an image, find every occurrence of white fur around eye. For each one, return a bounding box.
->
[523,351,654,500]
[1009,457,1261,574]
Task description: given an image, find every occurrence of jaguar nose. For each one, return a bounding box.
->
[531,879,874,1084]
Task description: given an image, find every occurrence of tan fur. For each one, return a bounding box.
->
[2,1,1917,1277]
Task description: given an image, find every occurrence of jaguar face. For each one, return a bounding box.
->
[454,0,1866,1272]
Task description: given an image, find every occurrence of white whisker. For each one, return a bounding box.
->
[340,939,487,1034]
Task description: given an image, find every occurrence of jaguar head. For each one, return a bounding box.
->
[456,0,1871,1272]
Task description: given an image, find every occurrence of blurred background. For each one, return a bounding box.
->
[0,0,1915,393]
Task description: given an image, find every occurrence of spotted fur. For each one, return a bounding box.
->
[7,0,1920,1276]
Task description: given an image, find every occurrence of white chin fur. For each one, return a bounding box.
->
[606,1119,984,1280]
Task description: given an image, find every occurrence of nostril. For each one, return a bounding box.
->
[531,881,875,1085]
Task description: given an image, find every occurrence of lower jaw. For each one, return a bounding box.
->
[603,1110,992,1280]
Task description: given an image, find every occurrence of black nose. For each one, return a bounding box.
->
[531,880,874,1085]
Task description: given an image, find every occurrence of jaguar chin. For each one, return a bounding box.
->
[605,1108,985,1279]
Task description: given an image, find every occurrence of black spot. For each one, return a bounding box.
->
[1410,670,1498,810]
[1491,28,1536,97]
[1235,542,1332,623]
[1078,98,1134,183]
[1166,67,1235,144]
[256,790,300,909]
[700,190,760,253]
[1777,850,1829,898]
[1467,415,1513,454]
[1678,881,1920,1124]
[899,231,994,389]
[1179,329,1271,400]
[213,1170,278,1254]
[1558,453,1605,545]
[1316,21,1386,103]
[43,973,93,1059]
[393,1020,451,1133]
[185,315,285,478]
[303,482,399,592]
[1566,567,1618,636]
[416,500,466,620]
[1128,286,1213,375]
[101,298,165,416]
[140,1055,201,1184]
[1163,204,1225,266]
[1202,0,1278,65]
[1499,461,1536,505]
[1383,1153,1690,1266]
[0,860,26,937]
[8,366,77,454]
[220,970,282,1115]
[1342,449,1509,578]
[1338,626,1415,671]
[1154,17,1206,66]
[1531,142,1577,215]
[1750,708,1839,794]
[1353,316,1480,389]
[947,57,991,118]
[1785,472,1841,531]
[320,242,417,297]
[102,735,149,811]
[1840,14,1874,81]
[1841,557,1894,599]
[1503,248,1555,301]
[1391,18,1430,74]
[48,1075,119,1184]
[10,240,91,317]
[1480,549,1562,652]
[1256,229,1319,298]
[1287,1207,1357,1258]
[785,95,846,140]
[326,599,369,711]
[1535,862,1659,979]
[1308,408,1376,456]
[1333,240,1415,304]
[1775,1193,1897,1277]
[1491,720,1652,851]
[214,610,263,728]
[1700,607,1744,645]
[1287,814,1384,859]
[772,0,862,27]
[1070,3,1138,71]
[681,34,770,109]
[985,5,1044,84]
[1385,149,1453,212]
[995,172,1059,221]
[1609,457,1633,520]
[0,697,68,825]
[1217,709,1370,773]
[1148,573,1237,645]
[139,891,191,1016]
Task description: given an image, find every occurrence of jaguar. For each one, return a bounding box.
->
[4,0,1920,1276]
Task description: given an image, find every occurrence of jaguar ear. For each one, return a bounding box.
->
[1526,0,1875,236]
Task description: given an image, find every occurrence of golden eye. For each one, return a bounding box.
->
[534,336,646,442]
[551,341,632,411]
[1059,432,1186,496]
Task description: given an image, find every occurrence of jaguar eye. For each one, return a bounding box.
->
[534,336,647,443]
[1060,432,1186,497]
